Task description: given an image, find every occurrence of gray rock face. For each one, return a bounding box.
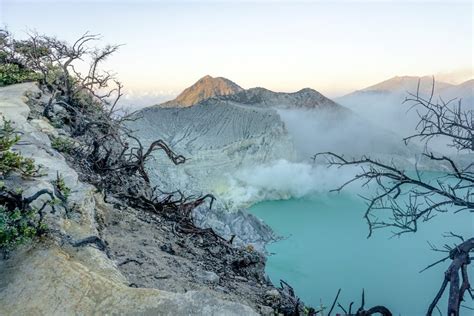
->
[129,83,354,200]
[128,96,298,247]
[196,270,220,284]
[0,83,98,243]
[193,203,277,250]
[129,85,350,197]
[129,97,296,199]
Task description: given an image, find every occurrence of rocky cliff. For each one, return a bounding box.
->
[0,83,286,315]
[131,98,296,193]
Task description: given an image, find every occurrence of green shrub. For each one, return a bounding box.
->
[0,119,38,177]
[0,204,39,250]
[0,182,51,251]
[0,63,39,86]
[51,136,74,153]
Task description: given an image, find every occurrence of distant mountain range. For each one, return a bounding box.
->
[353,75,454,95]
[156,75,345,111]
[157,74,472,112]
[338,75,472,103]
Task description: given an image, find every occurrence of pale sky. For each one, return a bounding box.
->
[1,0,472,98]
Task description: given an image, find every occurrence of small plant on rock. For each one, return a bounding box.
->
[0,119,38,178]
[53,172,71,201]
[0,203,39,249]
[50,136,74,154]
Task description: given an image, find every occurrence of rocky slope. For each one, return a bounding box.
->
[0,83,288,315]
[160,75,243,107]
[128,95,296,240]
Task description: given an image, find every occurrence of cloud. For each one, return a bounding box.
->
[220,159,363,207]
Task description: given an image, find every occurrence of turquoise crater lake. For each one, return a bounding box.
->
[249,193,473,315]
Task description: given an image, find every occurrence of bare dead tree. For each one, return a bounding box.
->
[4,32,172,181]
[314,78,473,315]
[121,135,186,183]
[0,29,25,67]
[3,30,122,130]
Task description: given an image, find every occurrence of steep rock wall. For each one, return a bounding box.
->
[129,98,296,201]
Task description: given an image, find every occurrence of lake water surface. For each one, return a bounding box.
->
[249,193,473,315]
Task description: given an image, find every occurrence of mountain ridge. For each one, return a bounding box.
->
[362,75,453,92]
[157,75,345,111]
[339,75,468,99]
[220,86,345,111]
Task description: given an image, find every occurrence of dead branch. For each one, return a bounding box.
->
[313,151,473,238]
[328,289,392,316]
[403,77,473,151]
[427,238,474,316]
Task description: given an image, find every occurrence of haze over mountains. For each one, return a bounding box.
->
[338,75,473,101]
[335,75,473,151]
[351,75,454,95]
